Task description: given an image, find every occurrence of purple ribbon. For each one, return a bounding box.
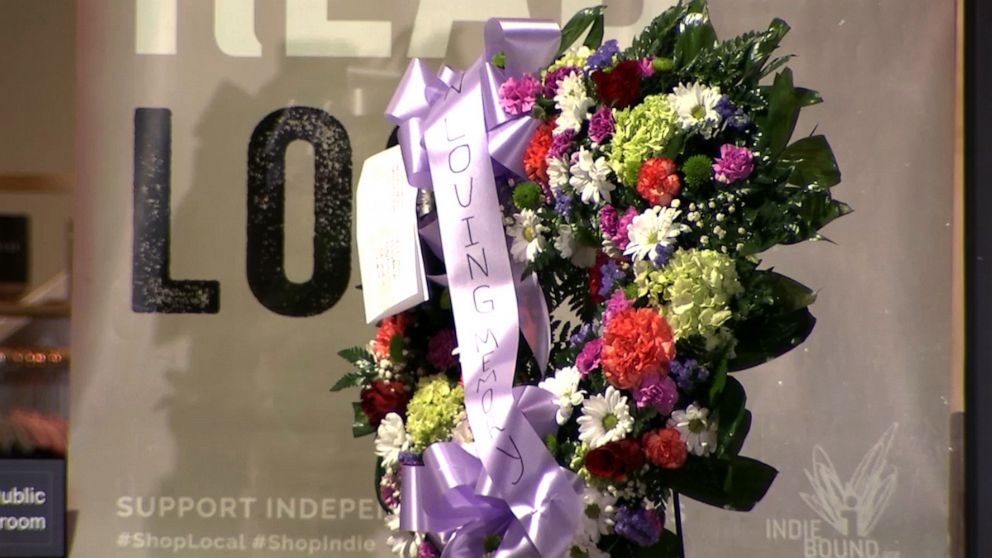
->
[386,19,581,558]
[401,388,580,557]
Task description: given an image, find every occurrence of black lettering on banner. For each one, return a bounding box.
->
[489,426,525,485]
[246,107,352,317]
[132,108,220,314]
[466,249,489,280]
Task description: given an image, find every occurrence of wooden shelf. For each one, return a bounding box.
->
[0,301,70,318]
[0,174,73,194]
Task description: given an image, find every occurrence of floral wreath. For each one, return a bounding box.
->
[335,2,847,557]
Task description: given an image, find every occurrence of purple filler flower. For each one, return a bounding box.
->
[554,190,573,216]
[570,323,594,345]
[614,506,663,547]
[715,95,750,131]
[603,289,633,325]
[712,144,755,184]
[669,358,710,392]
[498,74,540,115]
[588,105,616,143]
[598,259,624,297]
[543,66,581,97]
[427,329,457,371]
[650,243,674,268]
[587,39,619,69]
[548,129,575,159]
[576,338,603,375]
[633,374,679,415]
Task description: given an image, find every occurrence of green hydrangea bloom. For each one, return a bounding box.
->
[636,249,743,345]
[405,374,465,450]
[608,94,680,185]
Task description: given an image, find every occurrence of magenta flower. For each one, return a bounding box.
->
[418,540,441,558]
[549,129,575,159]
[638,57,655,77]
[613,207,638,250]
[588,106,616,143]
[498,74,541,116]
[603,289,633,325]
[712,144,755,184]
[576,338,603,375]
[427,329,457,371]
[633,373,678,415]
[599,204,619,238]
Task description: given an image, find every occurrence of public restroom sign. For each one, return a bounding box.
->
[0,460,66,558]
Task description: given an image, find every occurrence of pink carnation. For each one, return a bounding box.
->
[712,144,755,184]
[633,373,678,415]
[576,338,603,375]
[612,207,638,250]
[498,74,540,116]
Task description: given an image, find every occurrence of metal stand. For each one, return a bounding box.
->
[673,492,686,558]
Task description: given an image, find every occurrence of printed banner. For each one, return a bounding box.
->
[69,1,955,557]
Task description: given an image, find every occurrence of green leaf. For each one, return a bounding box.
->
[796,87,823,106]
[674,16,718,67]
[716,377,747,457]
[352,402,375,438]
[723,410,752,457]
[728,307,816,371]
[792,192,852,240]
[755,69,802,160]
[622,1,695,59]
[707,357,729,404]
[330,371,367,392]
[746,18,790,80]
[666,456,777,511]
[557,6,606,56]
[779,135,841,189]
[582,10,605,50]
[388,334,405,363]
[753,270,818,313]
[337,346,372,365]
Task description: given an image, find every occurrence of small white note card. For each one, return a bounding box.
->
[356,146,429,324]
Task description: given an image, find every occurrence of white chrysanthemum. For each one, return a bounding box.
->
[554,72,594,134]
[538,366,586,425]
[624,206,688,262]
[668,81,722,138]
[385,514,422,557]
[577,386,634,449]
[507,209,548,263]
[668,403,718,456]
[569,147,615,205]
[580,484,617,540]
[547,156,570,194]
[374,413,409,467]
[451,411,474,444]
[555,225,598,268]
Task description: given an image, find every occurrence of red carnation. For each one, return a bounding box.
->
[636,157,681,206]
[523,119,555,185]
[587,252,609,305]
[359,380,410,427]
[586,438,645,480]
[642,428,688,469]
[592,60,642,109]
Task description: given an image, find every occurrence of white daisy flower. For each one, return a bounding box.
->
[374,413,409,467]
[580,484,617,540]
[668,81,722,138]
[538,366,586,425]
[507,209,548,263]
[554,72,594,134]
[668,403,718,456]
[569,147,616,205]
[577,386,634,449]
[624,206,688,262]
[385,513,422,557]
[555,225,598,268]
[547,156,570,194]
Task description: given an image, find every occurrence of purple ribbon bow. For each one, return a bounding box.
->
[385,18,582,558]
[401,388,582,558]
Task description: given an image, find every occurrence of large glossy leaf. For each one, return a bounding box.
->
[715,377,747,457]
[755,69,802,159]
[352,402,375,438]
[674,15,718,67]
[729,307,816,371]
[558,6,606,56]
[666,456,778,511]
[780,135,842,189]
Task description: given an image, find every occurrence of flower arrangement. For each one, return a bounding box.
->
[336,2,847,556]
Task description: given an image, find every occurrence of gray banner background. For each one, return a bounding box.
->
[69,1,956,556]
